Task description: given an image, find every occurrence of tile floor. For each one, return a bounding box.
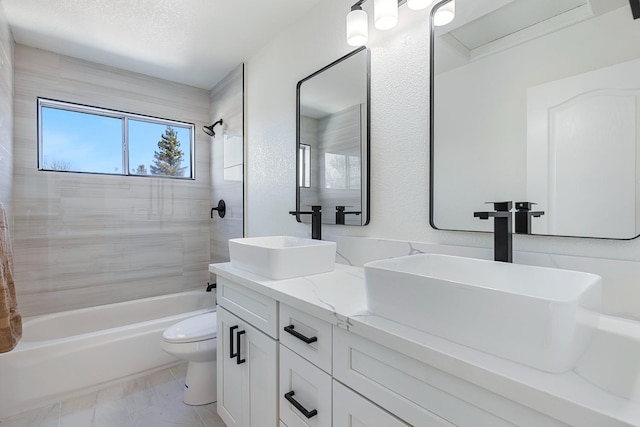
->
[0,364,226,427]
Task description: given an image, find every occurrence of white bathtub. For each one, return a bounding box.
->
[0,290,215,419]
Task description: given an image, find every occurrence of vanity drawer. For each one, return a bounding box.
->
[333,327,567,427]
[217,277,278,338]
[279,303,332,374]
[333,380,410,427]
[279,344,332,427]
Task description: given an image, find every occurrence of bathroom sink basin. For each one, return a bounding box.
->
[228,236,336,280]
[364,254,602,373]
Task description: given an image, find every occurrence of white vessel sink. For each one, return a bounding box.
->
[228,236,336,280]
[364,253,602,373]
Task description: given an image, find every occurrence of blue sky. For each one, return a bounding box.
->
[41,107,192,176]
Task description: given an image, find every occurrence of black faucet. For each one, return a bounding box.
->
[514,202,545,234]
[474,201,513,263]
[289,205,322,240]
[335,206,362,225]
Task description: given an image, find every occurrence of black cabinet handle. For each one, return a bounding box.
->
[236,330,246,365]
[284,391,317,419]
[284,325,318,344]
[229,325,239,359]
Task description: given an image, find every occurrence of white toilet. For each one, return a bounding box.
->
[161,311,217,405]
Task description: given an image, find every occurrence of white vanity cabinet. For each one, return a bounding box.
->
[277,303,411,427]
[333,327,569,427]
[279,345,332,427]
[332,381,409,427]
[279,304,332,374]
[278,304,333,427]
[212,261,639,427]
[217,278,278,427]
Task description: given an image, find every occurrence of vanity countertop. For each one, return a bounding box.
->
[210,262,640,427]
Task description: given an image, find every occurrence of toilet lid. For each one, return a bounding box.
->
[163,312,217,343]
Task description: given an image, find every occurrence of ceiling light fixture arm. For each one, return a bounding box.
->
[350,0,407,10]
[351,0,366,11]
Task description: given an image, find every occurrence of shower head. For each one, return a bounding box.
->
[203,119,223,137]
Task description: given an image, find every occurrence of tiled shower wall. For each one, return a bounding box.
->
[0,5,13,214]
[209,64,244,264]
[12,45,212,316]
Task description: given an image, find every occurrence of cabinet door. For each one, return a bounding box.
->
[279,345,332,427]
[217,306,278,427]
[333,381,410,427]
[244,315,278,427]
[218,307,244,427]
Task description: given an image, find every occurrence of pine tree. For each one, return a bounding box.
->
[150,126,185,177]
[44,159,71,171]
[133,164,148,175]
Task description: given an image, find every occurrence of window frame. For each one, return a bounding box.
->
[37,97,196,180]
[323,151,361,190]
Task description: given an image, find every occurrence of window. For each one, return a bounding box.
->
[298,144,311,188]
[38,98,195,179]
[324,152,361,190]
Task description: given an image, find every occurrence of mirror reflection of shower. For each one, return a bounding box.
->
[203,119,223,137]
[296,47,370,226]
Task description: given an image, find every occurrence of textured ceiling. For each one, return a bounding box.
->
[1,0,323,89]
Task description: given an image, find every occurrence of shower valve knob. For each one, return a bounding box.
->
[211,200,226,218]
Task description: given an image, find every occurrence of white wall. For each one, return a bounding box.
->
[12,45,211,316]
[246,0,640,262]
[0,4,13,215]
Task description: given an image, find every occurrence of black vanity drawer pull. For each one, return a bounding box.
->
[229,325,239,359]
[284,324,318,344]
[284,390,317,419]
[235,330,246,365]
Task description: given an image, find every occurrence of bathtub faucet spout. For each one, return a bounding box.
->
[206,282,216,292]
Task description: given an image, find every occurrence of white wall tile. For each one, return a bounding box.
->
[0,4,13,216]
[12,45,211,316]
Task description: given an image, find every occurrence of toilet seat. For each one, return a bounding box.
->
[162,312,217,343]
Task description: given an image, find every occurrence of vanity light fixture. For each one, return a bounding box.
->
[433,0,455,26]
[347,2,369,46]
[374,0,399,30]
[346,0,454,47]
[407,0,431,10]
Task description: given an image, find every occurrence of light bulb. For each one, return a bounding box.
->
[407,0,432,11]
[346,8,369,46]
[434,0,455,26]
[374,0,398,30]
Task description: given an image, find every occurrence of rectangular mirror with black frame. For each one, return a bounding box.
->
[295,46,370,226]
[430,0,640,239]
